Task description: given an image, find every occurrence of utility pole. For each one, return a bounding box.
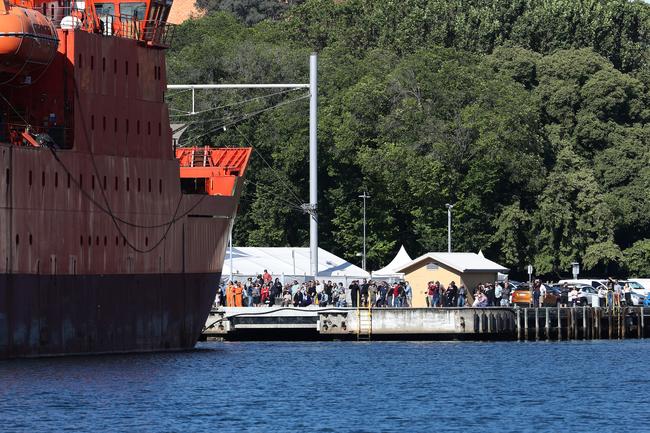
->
[309,53,318,278]
[445,203,454,253]
[359,191,370,271]
[167,54,319,278]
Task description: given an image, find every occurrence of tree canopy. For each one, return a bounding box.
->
[167,0,650,279]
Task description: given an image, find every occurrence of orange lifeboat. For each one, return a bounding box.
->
[0,0,58,85]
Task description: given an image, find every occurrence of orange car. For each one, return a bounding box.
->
[510,283,561,307]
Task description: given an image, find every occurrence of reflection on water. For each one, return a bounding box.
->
[1,340,648,432]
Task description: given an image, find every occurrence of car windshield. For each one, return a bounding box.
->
[627,282,643,289]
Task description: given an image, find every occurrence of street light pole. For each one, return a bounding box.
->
[445,203,454,253]
[359,192,370,271]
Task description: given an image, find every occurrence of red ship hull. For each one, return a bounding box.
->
[0,21,252,358]
[0,272,219,357]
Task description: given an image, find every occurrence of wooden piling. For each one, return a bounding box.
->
[545,308,550,341]
[638,307,642,339]
[592,308,597,339]
[557,306,562,341]
[568,308,573,340]
[621,307,627,340]
[516,308,521,341]
[582,306,587,340]
[535,308,539,341]
[641,308,645,338]
[524,308,528,341]
[608,309,613,340]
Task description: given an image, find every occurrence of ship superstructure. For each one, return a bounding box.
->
[0,0,250,357]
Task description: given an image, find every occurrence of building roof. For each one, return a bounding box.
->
[372,245,412,277]
[395,252,508,274]
[225,247,370,279]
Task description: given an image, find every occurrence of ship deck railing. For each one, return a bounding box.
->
[37,6,175,48]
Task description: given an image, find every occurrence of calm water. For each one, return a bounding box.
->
[1,340,648,433]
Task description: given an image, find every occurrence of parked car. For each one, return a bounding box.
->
[619,280,646,306]
[510,283,560,307]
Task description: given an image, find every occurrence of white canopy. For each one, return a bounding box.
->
[372,245,412,279]
[225,247,370,283]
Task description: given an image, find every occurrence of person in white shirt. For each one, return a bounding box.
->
[568,287,579,307]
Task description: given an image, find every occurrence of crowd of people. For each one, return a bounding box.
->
[215,271,415,308]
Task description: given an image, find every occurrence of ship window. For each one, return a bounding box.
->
[114,59,117,74]
[137,120,140,135]
[123,237,127,246]
[88,236,91,246]
[96,236,99,246]
[104,236,107,246]
[114,176,118,191]
[55,172,58,188]
[159,179,162,194]
[126,177,130,191]
[90,56,94,70]
[91,175,95,190]
[15,234,19,245]
[114,118,118,133]
[148,178,151,193]
[79,174,83,189]
[115,236,119,246]
[5,168,9,188]
[91,115,94,130]
[102,57,106,72]
[119,2,146,19]
[103,176,107,190]
[28,170,32,186]
[147,121,151,135]
[145,237,148,247]
[67,173,71,188]
[29,234,32,245]
[80,236,83,246]
[41,171,45,187]
[125,61,128,76]
[103,116,106,131]
[126,119,129,134]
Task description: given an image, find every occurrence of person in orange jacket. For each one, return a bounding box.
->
[234,283,243,307]
[226,282,235,307]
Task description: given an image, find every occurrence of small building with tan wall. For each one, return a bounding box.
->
[395,253,508,307]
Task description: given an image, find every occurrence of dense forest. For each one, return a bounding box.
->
[166,0,650,279]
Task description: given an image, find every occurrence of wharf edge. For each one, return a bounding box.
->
[202,306,650,342]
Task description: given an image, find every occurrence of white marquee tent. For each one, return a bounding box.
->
[371,245,412,281]
[224,247,370,284]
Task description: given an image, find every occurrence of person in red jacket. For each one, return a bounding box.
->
[260,284,270,305]
[262,269,272,285]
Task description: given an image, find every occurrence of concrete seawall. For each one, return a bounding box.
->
[202,307,517,341]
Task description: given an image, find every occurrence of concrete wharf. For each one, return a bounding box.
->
[201,306,650,342]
